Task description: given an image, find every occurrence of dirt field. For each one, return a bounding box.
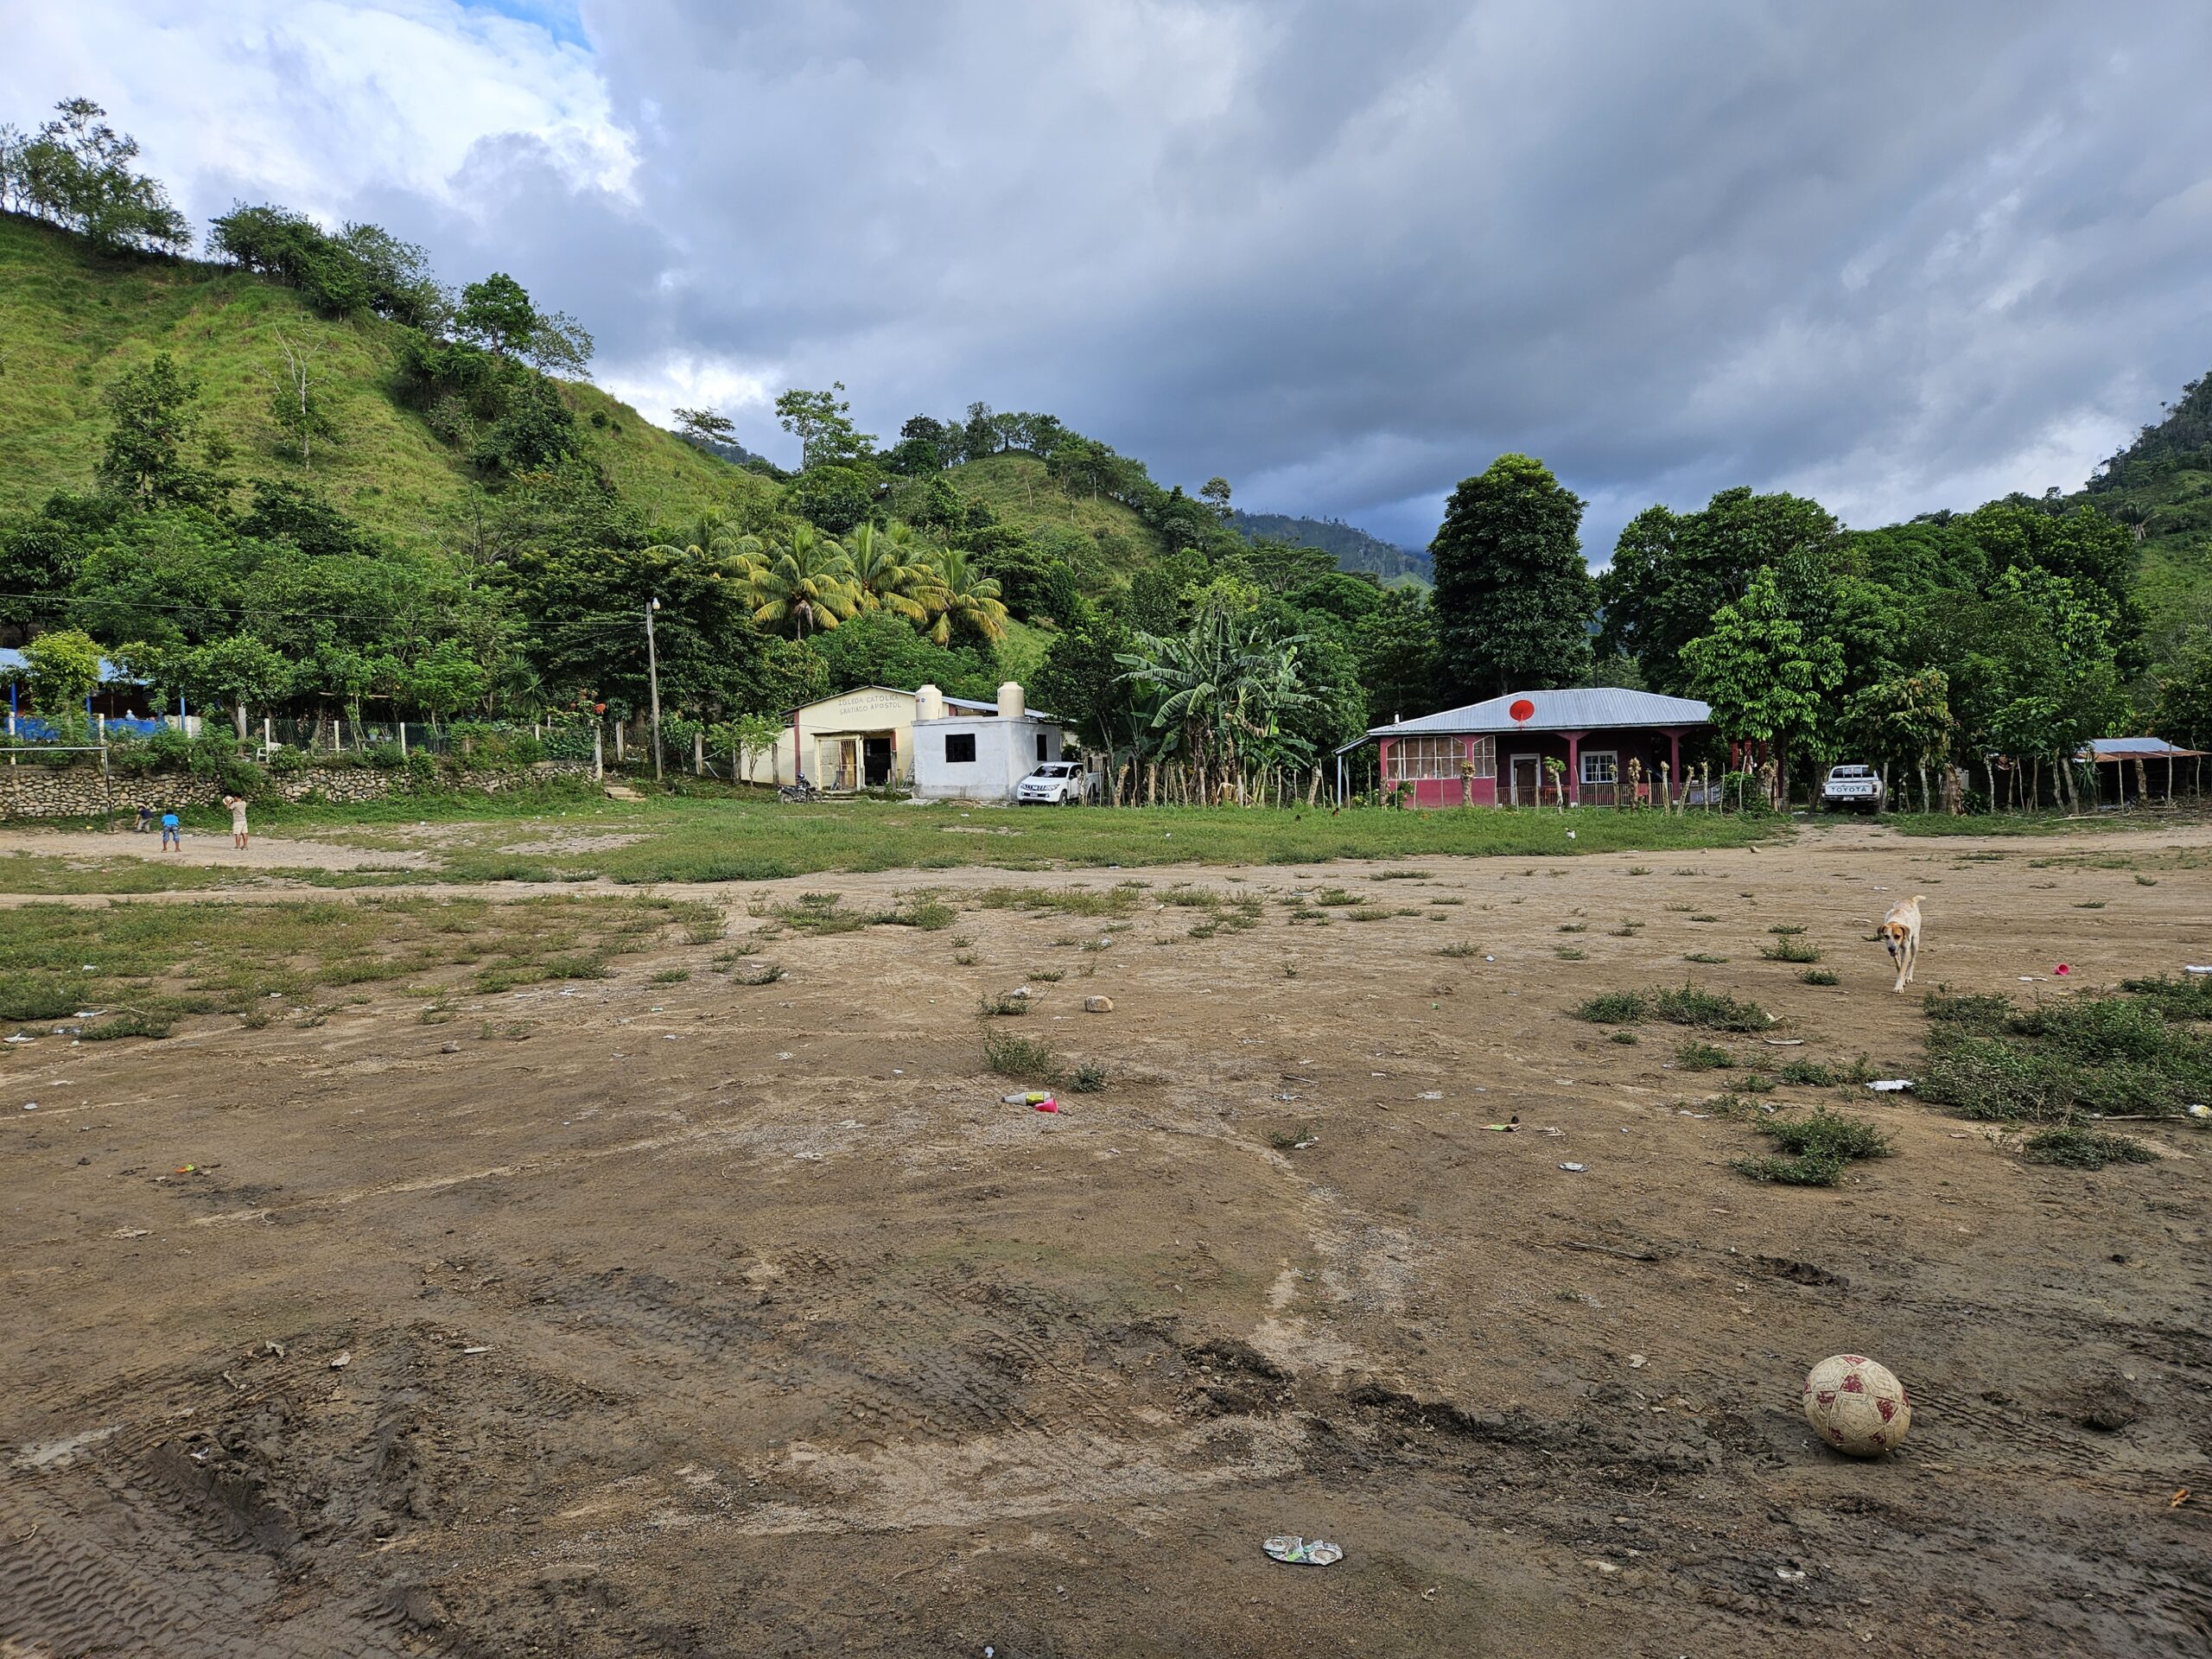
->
[3,819,2208,1656]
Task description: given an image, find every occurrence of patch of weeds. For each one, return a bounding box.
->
[1684,952,1729,964]
[418,1000,456,1025]
[1663,903,1693,912]
[1032,968,1066,982]
[1437,942,1482,957]
[1372,869,1427,880]
[1559,922,1587,934]
[1609,1029,1639,1045]
[953,952,978,966]
[1188,920,1220,939]
[1266,1123,1315,1150]
[1654,982,1772,1031]
[1675,1039,1735,1071]
[1759,938,1821,963]
[978,992,1032,1016]
[1431,896,1465,906]
[732,962,785,986]
[2021,1127,2158,1169]
[1801,969,1840,986]
[2135,874,2158,887]
[982,1031,1057,1082]
[1280,961,1299,978]
[1777,1059,1837,1086]
[1738,1071,1775,1093]
[1314,888,1360,906]
[2075,900,2106,910]
[1574,990,1649,1024]
[1287,906,1328,922]
[950,934,975,948]
[884,898,957,931]
[79,1007,175,1040]
[1923,991,2011,1033]
[235,1007,272,1030]
[1554,945,1590,960]
[1628,866,1652,876]
[1688,913,1720,923]
[682,918,727,944]
[1770,924,1808,936]
[1610,920,1644,938]
[1392,906,1424,918]
[652,968,691,984]
[1068,1063,1106,1094]
[1733,1108,1891,1185]
[1349,907,1394,922]
[2119,973,2212,1020]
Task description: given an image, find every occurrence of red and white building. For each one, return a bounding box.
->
[1343,688,1712,808]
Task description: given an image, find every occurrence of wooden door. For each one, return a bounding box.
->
[1510,753,1541,806]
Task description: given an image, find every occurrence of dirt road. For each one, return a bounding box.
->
[3,823,2207,1655]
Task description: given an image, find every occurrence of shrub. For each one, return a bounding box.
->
[978,992,1031,1016]
[1653,982,1772,1031]
[983,1031,1057,1082]
[1733,1108,1890,1186]
[1777,1058,1836,1086]
[1758,938,1821,963]
[1801,969,1840,986]
[2119,973,2212,1020]
[1923,991,2012,1033]
[1068,1063,1106,1093]
[1675,1039,1734,1071]
[2021,1127,2159,1169]
[1573,990,1649,1024]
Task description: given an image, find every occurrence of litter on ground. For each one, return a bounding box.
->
[1262,1535,1343,1567]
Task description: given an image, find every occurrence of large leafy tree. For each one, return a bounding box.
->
[1598,487,1841,693]
[1351,588,1441,722]
[97,356,218,507]
[1428,454,1593,697]
[774,383,875,469]
[1681,567,1842,802]
[3,98,188,254]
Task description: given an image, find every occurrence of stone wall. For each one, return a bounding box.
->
[0,760,595,820]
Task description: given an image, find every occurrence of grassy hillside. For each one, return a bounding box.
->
[936,452,1166,584]
[0,212,744,543]
[2082,370,2212,659]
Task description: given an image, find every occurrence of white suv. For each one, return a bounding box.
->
[1015,761,1086,804]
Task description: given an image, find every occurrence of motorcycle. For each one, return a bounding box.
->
[778,773,819,804]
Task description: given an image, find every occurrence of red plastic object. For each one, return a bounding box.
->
[2054,963,2069,976]
[1033,1096,1058,1114]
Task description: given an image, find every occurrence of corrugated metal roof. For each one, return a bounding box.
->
[2083,736,2202,758]
[1367,688,1710,737]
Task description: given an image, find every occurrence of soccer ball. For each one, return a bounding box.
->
[1802,1354,1911,1457]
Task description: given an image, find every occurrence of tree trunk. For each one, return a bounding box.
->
[1984,757,1996,810]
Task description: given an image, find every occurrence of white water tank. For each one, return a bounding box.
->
[916,683,946,721]
[997,681,1026,719]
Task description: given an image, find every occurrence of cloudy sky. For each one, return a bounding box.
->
[10,1,2212,557]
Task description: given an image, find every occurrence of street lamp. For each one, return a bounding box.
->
[645,597,664,782]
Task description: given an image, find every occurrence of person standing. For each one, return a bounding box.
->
[160,809,181,852]
[222,791,250,850]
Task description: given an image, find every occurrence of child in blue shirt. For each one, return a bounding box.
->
[160,810,181,851]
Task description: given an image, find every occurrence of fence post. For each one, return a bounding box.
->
[594,725,604,781]
[694,729,704,777]
[399,721,408,760]
[264,715,273,760]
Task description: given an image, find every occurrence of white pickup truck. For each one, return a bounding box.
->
[1821,764,1885,812]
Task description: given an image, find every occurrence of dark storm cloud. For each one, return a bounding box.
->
[554,0,2212,555]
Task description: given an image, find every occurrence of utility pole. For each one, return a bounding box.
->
[645,597,664,781]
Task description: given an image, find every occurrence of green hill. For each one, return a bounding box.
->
[1230,509,1432,584]
[926,451,1167,585]
[2082,371,2212,662]
[0,211,745,544]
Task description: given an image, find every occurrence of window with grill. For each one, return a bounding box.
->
[945,733,976,763]
[1580,750,1618,785]
[1387,735,1495,780]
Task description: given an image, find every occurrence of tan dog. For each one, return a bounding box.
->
[1878,896,1925,993]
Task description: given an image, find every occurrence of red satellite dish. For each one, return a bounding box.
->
[1508,698,1535,724]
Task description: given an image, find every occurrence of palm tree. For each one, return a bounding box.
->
[925,544,1010,646]
[845,521,938,624]
[747,524,861,637]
